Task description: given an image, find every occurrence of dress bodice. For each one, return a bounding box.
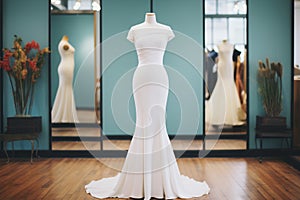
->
[217,42,234,79]
[127,23,174,66]
[217,42,233,64]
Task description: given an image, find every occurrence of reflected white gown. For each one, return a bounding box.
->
[52,39,78,123]
[206,41,245,126]
[85,18,210,199]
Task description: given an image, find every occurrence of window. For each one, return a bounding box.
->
[205,0,247,60]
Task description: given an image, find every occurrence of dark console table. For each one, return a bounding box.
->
[0,133,39,163]
[0,116,42,163]
[255,116,292,162]
[255,129,293,149]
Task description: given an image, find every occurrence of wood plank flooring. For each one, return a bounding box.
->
[52,139,246,151]
[0,158,300,199]
[52,127,247,151]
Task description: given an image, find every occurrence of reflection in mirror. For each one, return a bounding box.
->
[204,0,247,150]
[50,0,101,151]
[51,0,101,125]
[51,12,99,124]
[52,35,79,123]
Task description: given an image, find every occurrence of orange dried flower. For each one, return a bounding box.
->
[0,35,50,115]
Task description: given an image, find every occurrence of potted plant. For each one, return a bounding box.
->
[0,35,50,133]
[256,58,286,130]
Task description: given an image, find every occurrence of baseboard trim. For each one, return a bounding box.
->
[1,149,299,159]
[52,134,247,142]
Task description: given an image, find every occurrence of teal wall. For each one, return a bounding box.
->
[0,0,293,150]
[154,0,204,135]
[51,14,94,109]
[2,0,49,150]
[248,0,292,148]
[102,0,149,135]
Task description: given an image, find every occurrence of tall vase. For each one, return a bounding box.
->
[11,75,36,116]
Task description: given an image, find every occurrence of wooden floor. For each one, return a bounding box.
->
[0,157,300,199]
[52,139,246,151]
[52,127,247,151]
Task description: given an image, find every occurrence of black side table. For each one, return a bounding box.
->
[0,132,40,163]
[255,128,292,162]
[255,129,293,149]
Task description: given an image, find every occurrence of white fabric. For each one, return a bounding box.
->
[52,40,78,123]
[85,21,210,199]
[206,42,245,126]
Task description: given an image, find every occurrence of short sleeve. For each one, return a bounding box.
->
[127,28,134,43]
[168,27,175,41]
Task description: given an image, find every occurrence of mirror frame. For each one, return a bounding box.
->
[50,10,100,127]
[202,0,249,150]
[49,2,103,151]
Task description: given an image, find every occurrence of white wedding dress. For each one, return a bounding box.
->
[52,39,78,123]
[206,41,245,126]
[85,17,210,200]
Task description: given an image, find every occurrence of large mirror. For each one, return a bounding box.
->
[50,0,101,151]
[204,0,248,150]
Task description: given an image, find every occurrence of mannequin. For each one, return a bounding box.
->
[52,35,78,123]
[206,39,245,126]
[85,13,210,199]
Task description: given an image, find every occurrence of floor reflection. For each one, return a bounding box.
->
[52,127,247,151]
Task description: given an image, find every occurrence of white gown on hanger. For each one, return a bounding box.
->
[85,16,210,200]
[206,41,245,126]
[52,39,79,123]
